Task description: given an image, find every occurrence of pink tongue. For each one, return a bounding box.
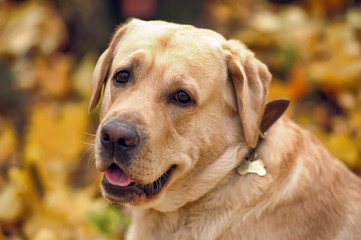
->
[105,165,132,187]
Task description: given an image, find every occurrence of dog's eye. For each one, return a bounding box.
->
[173,91,193,106]
[113,70,130,84]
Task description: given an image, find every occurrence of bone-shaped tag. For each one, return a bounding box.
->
[237,158,267,176]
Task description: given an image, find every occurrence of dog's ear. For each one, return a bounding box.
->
[88,21,132,113]
[223,40,271,148]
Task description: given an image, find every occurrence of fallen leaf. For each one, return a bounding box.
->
[0,1,67,56]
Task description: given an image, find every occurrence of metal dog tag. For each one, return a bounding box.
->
[237,159,267,176]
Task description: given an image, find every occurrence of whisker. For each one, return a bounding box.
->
[80,131,96,161]
[81,141,95,147]
[80,140,96,166]
[83,131,96,137]
[87,150,97,168]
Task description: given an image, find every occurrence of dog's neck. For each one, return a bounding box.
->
[236,99,290,176]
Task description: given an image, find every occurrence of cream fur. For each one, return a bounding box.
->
[90,19,361,240]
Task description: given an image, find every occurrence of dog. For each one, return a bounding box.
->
[89,19,361,239]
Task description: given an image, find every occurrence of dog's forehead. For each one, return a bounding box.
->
[115,20,225,61]
[110,21,228,91]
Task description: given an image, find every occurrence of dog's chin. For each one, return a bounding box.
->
[100,164,176,205]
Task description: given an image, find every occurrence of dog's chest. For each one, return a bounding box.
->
[128,207,243,240]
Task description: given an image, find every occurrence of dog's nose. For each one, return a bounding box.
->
[100,120,140,153]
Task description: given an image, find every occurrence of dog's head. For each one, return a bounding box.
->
[89,19,271,211]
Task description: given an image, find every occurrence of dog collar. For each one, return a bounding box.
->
[237,99,290,176]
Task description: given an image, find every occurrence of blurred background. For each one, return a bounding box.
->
[0,0,360,239]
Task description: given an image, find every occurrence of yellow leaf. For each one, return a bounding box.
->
[0,118,18,165]
[268,79,294,102]
[287,64,310,100]
[73,53,97,99]
[309,59,361,89]
[0,166,41,222]
[24,102,90,190]
[24,186,109,240]
[0,182,24,221]
[0,1,67,56]
[321,133,359,169]
[33,228,57,240]
[34,55,74,98]
[25,102,89,163]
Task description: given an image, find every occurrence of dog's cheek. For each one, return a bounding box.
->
[183,113,228,166]
[99,86,113,120]
[145,114,199,173]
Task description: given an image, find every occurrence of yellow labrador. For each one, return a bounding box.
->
[89,19,361,240]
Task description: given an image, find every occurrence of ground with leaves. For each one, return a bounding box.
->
[0,0,360,239]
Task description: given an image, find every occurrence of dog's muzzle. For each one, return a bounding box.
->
[98,119,141,187]
[97,119,176,202]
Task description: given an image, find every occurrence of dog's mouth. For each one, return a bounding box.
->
[102,164,176,197]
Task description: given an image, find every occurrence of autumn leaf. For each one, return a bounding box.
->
[24,102,89,190]
[0,119,18,167]
[0,1,67,56]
